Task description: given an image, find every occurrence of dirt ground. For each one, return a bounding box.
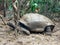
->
[0,19,60,45]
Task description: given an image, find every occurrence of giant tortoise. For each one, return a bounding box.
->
[18,13,55,35]
[7,13,55,35]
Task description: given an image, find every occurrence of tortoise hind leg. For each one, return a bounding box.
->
[18,22,31,35]
[20,27,30,35]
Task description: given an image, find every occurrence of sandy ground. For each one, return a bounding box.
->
[0,19,60,45]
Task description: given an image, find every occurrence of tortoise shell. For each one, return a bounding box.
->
[20,13,55,32]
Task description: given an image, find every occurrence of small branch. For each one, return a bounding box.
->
[0,15,6,25]
[2,0,6,17]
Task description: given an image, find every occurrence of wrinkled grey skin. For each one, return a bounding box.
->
[19,13,55,35]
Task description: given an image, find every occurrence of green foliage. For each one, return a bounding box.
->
[0,0,60,17]
[7,0,13,11]
[29,0,60,13]
[0,0,2,3]
[53,1,60,13]
[30,1,38,12]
